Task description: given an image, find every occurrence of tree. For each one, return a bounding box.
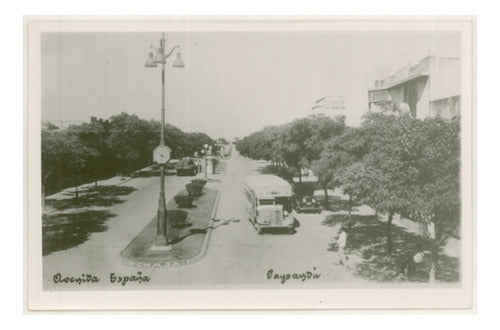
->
[217,137,229,145]
[336,162,368,219]
[66,119,108,187]
[305,114,346,162]
[311,146,350,208]
[183,132,215,157]
[106,113,158,174]
[41,129,64,208]
[41,112,217,200]
[408,116,460,281]
[279,118,313,182]
[278,115,346,182]
[312,126,364,209]
[357,112,423,255]
[57,131,99,199]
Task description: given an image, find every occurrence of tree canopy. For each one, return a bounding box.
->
[41,112,216,197]
[236,111,460,279]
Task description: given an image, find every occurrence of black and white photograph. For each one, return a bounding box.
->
[25,17,475,311]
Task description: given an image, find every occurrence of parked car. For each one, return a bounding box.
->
[295,195,322,214]
[294,182,322,214]
[176,157,197,176]
[165,158,179,170]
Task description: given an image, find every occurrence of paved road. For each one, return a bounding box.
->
[148,151,361,289]
[43,151,360,290]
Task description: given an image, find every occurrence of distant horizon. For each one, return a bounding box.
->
[42,111,351,141]
[42,31,460,141]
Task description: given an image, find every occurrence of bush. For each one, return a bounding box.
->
[191,179,207,186]
[174,195,193,208]
[186,183,204,196]
[168,210,188,228]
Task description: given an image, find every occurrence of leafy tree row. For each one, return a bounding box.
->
[236,112,460,281]
[42,112,215,201]
[236,114,347,183]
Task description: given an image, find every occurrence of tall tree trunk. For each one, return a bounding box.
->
[74,172,79,199]
[94,165,98,189]
[429,219,438,283]
[348,194,353,220]
[42,183,45,211]
[323,188,329,208]
[386,211,394,255]
[298,169,302,183]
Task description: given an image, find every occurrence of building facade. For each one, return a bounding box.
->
[368,56,460,119]
[312,96,346,119]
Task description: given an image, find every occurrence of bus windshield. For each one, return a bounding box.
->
[258,199,274,206]
[275,196,293,213]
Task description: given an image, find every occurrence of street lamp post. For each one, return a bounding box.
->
[201,144,213,180]
[145,33,185,248]
[216,140,224,158]
[201,144,209,180]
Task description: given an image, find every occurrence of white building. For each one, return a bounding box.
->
[312,96,346,119]
[368,56,460,119]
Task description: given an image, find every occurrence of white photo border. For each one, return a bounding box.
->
[25,16,476,312]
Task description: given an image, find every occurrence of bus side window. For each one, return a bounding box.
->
[244,187,253,204]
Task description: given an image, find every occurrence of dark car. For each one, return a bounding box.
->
[176,157,197,176]
[165,159,179,170]
[295,195,322,214]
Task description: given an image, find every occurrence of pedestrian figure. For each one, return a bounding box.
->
[335,226,349,267]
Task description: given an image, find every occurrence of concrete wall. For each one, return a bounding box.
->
[429,57,461,102]
[386,84,404,105]
[429,95,460,119]
[386,76,429,118]
[368,56,461,119]
[413,76,430,119]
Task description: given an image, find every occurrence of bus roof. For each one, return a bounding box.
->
[244,175,293,196]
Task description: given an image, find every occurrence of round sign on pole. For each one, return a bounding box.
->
[153,145,171,164]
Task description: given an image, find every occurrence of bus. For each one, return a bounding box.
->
[243,175,296,234]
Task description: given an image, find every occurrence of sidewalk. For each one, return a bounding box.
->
[42,170,192,289]
[316,187,459,259]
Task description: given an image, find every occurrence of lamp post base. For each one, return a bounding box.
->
[150,241,172,251]
[150,235,172,251]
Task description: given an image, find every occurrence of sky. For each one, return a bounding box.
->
[41,30,460,140]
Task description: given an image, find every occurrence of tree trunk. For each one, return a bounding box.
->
[42,183,45,211]
[348,194,353,220]
[386,211,394,255]
[298,169,302,183]
[74,173,79,199]
[323,188,329,208]
[429,220,438,283]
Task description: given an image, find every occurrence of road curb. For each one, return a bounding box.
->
[121,189,221,268]
[187,189,221,265]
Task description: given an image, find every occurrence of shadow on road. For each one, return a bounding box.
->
[42,210,116,256]
[169,218,240,244]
